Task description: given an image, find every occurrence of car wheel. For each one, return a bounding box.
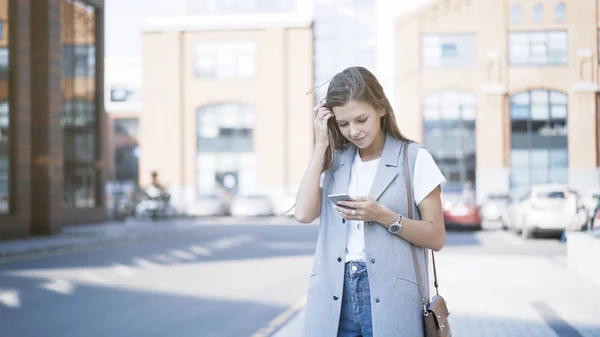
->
[521,222,532,239]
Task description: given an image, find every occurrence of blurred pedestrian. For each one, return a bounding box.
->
[295,67,447,337]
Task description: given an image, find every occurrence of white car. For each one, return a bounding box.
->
[230,194,274,217]
[508,184,587,238]
[186,194,229,217]
[480,194,510,222]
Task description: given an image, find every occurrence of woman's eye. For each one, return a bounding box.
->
[338,123,348,127]
[357,118,367,123]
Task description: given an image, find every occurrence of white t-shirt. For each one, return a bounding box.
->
[320,148,446,262]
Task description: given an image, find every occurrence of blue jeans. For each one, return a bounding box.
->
[337,261,373,337]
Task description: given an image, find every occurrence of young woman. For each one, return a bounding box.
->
[295,66,447,337]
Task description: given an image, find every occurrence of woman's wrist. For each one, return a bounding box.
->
[377,205,399,228]
[314,143,328,154]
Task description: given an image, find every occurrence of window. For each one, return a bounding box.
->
[197,104,253,152]
[510,4,522,23]
[555,2,565,22]
[0,48,8,80]
[421,34,476,68]
[509,30,567,65]
[510,90,568,193]
[62,45,95,78]
[0,2,9,214]
[0,101,8,214]
[61,0,98,208]
[197,104,255,195]
[113,118,139,182]
[533,3,543,22]
[423,91,476,191]
[110,84,140,103]
[195,42,256,78]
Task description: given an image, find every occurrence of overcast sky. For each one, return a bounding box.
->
[105,0,188,59]
[104,0,434,60]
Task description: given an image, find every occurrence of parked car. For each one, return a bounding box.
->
[441,191,482,230]
[274,193,296,217]
[582,190,600,229]
[582,189,600,217]
[480,193,510,222]
[186,194,229,217]
[505,184,588,239]
[592,207,600,228]
[230,194,274,217]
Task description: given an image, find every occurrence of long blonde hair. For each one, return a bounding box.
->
[321,66,410,172]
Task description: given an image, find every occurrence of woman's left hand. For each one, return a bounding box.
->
[334,196,387,223]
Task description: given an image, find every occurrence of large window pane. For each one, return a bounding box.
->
[61,0,98,208]
[423,92,476,190]
[509,30,568,65]
[195,42,256,78]
[0,1,8,214]
[197,104,255,196]
[510,90,568,192]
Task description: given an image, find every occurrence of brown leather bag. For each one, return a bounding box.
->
[403,143,452,337]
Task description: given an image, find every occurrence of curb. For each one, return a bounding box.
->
[250,296,306,337]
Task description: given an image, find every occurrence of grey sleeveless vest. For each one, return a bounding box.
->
[303,134,429,337]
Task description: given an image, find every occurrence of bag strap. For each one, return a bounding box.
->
[403,142,440,306]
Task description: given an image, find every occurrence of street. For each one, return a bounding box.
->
[1,220,599,337]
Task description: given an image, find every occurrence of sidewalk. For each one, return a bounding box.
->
[272,252,600,337]
[0,216,300,260]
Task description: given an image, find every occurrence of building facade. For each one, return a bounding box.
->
[395,0,600,201]
[138,14,314,214]
[0,0,106,239]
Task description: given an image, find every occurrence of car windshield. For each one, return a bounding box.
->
[240,195,265,201]
[199,195,219,200]
[488,194,509,201]
[537,191,565,199]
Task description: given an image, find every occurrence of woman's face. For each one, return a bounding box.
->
[332,100,385,149]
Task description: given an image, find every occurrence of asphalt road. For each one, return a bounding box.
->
[0,221,568,337]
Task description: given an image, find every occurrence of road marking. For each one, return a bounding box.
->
[188,245,212,256]
[41,279,74,295]
[0,289,20,308]
[168,249,196,261]
[250,296,307,337]
[207,235,254,250]
[531,301,584,337]
[112,264,136,278]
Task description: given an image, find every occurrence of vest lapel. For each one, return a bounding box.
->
[332,145,356,195]
[368,134,403,201]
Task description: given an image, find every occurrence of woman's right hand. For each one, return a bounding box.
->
[313,103,334,149]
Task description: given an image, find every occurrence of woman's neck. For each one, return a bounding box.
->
[358,132,385,161]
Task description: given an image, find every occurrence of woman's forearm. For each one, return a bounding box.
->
[294,145,328,223]
[377,206,446,251]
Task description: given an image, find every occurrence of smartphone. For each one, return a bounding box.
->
[327,193,355,209]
